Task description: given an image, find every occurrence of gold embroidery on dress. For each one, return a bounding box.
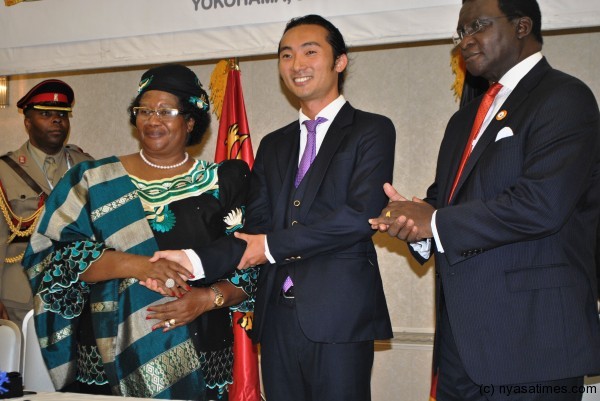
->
[38,324,73,349]
[91,301,118,313]
[119,339,201,398]
[119,278,138,294]
[91,191,138,222]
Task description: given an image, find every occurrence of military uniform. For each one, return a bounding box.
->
[0,142,92,328]
[0,79,93,328]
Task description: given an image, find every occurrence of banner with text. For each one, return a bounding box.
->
[1,0,599,74]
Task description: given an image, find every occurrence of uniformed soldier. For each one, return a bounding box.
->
[0,79,93,328]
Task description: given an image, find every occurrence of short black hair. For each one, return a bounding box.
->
[497,0,542,44]
[279,14,348,93]
[465,0,543,44]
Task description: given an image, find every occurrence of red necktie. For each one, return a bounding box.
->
[448,82,503,202]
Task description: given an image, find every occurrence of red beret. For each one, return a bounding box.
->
[17,79,74,111]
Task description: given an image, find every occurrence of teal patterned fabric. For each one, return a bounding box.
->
[23,157,207,400]
[76,344,109,385]
[228,265,258,313]
[131,160,257,394]
[132,159,219,206]
[37,240,104,319]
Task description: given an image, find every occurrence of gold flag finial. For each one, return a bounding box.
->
[229,57,240,71]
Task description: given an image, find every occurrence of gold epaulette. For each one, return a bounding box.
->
[0,180,44,263]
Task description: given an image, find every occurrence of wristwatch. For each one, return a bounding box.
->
[210,285,224,308]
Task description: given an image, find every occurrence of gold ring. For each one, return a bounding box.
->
[385,211,391,217]
[169,319,176,326]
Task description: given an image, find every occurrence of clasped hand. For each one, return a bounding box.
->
[368,183,435,242]
[138,250,193,297]
[234,232,267,269]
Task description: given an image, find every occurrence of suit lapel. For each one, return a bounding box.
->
[443,107,478,204]
[449,58,551,204]
[450,110,509,204]
[297,103,355,221]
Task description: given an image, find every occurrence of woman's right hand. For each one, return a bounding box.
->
[81,250,191,298]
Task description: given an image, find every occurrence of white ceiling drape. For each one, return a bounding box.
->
[1,0,599,75]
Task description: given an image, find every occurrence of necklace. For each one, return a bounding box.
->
[139,149,189,170]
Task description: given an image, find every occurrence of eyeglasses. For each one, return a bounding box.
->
[452,15,515,46]
[132,107,182,120]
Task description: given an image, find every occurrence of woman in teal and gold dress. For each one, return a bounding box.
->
[23,64,257,400]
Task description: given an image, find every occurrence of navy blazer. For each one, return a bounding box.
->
[423,58,600,384]
[198,102,395,343]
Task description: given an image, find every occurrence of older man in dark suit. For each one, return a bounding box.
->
[371,0,600,400]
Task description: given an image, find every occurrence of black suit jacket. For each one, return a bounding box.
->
[198,102,395,343]
[421,58,600,384]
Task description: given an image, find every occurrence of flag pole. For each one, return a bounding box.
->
[211,58,260,401]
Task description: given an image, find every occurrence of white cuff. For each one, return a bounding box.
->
[431,210,444,253]
[183,249,205,281]
[264,236,275,264]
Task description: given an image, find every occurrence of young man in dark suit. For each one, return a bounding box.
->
[221,14,395,401]
[371,0,600,400]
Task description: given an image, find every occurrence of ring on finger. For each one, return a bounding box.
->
[168,318,176,326]
[385,211,391,217]
[165,278,176,288]
[164,320,171,328]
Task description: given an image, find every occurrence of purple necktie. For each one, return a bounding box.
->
[295,117,328,187]
[284,117,328,294]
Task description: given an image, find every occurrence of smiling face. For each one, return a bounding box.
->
[457,0,528,82]
[135,90,194,161]
[278,24,347,117]
[24,109,70,155]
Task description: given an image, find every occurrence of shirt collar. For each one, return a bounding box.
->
[28,141,65,166]
[498,52,543,90]
[299,95,346,124]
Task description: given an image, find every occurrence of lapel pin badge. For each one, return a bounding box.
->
[18,155,26,164]
[496,110,508,120]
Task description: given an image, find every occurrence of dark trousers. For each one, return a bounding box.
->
[437,300,584,401]
[260,294,374,401]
